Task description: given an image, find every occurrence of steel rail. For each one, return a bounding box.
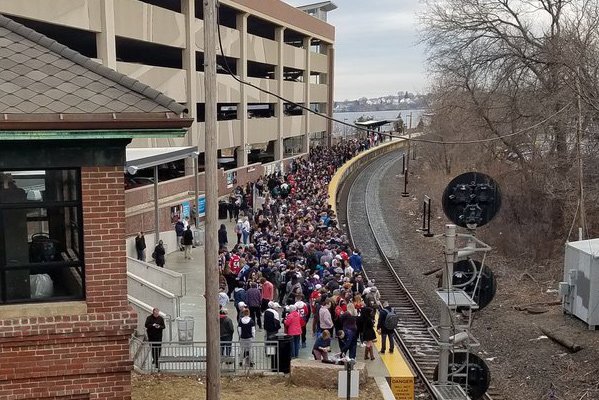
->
[342,153,499,400]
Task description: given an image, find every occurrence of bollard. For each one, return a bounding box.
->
[401,167,409,197]
[423,196,434,237]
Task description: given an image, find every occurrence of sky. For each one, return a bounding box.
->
[284,0,428,101]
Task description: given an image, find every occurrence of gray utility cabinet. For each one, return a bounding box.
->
[562,239,599,329]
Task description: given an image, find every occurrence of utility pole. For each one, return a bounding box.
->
[204,0,220,398]
[576,69,586,239]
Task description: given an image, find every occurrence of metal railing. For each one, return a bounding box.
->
[130,336,281,374]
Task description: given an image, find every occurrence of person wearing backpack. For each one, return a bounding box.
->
[377,301,397,354]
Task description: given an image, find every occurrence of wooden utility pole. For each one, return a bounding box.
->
[204,0,220,397]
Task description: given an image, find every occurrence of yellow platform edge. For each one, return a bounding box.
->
[327,137,408,216]
[327,138,415,399]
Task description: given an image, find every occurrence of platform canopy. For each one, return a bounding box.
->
[354,119,397,129]
[125,146,199,173]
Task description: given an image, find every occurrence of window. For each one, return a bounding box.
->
[0,169,84,304]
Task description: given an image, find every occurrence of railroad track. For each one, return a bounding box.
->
[339,151,503,400]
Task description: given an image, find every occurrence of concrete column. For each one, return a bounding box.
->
[274,26,286,160]
[326,44,335,147]
[303,36,312,154]
[97,0,116,69]
[236,13,249,167]
[182,0,198,175]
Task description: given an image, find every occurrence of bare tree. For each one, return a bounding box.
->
[421,0,599,239]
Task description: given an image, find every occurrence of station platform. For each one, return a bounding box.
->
[158,238,414,399]
[145,138,416,399]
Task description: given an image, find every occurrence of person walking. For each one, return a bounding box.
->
[145,308,165,370]
[377,301,396,354]
[219,308,234,358]
[175,219,185,251]
[182,225,194,260]
[263,301,281,341]
[153,240,166,268]
[135,231,146,261]
[218,223,228,249]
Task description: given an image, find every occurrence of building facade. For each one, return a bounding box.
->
[0,0,335,165]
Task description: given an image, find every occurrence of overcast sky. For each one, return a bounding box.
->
[284,0,428,101]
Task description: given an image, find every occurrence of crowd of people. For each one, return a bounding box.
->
[217,138,397,365]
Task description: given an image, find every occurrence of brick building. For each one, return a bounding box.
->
[0,15,192,400]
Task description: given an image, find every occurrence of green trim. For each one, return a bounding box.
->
[0,129,187,140]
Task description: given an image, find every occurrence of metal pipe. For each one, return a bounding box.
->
[193,154,199,227]
[438,224,456,384]
[153,165,159,245]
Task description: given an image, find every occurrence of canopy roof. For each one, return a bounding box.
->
[125,147,198,172]
[354,119,397,129]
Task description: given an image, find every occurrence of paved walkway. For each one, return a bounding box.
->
[158,217,389,378]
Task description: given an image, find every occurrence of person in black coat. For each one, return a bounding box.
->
[135,231,146,261]
[263,301,282,340]
[153,240,166,268]
[218,224,228,249]
[145,308,166,369]
[183,226,194,260]
[359,306,377,360]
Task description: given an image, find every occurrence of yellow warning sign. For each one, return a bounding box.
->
[389,376,414,400]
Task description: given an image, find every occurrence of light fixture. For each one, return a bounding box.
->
[126,166,139,175]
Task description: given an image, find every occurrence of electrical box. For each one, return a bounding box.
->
[563,239,599,329]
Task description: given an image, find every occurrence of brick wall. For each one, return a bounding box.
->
[0,166,136,400]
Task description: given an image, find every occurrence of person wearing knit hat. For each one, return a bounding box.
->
[264,301,281,341]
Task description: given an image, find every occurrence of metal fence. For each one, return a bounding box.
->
[130,336,280,374]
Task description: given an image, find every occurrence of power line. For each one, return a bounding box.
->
[214,5,573,147]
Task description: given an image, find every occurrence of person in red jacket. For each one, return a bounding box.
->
[284,305,302,358]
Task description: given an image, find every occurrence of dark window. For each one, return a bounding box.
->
[248,103,275,118]
[284,29,306,48]
[116,37,183,69]
[218,4,238,29]
[197,103,206,122]
[138,0,181,13]
[247,16,276,41]
[284,103,304,116]
[196,52,238,75]
[284,67,304,82]
[247,61,275,79]
[0,169,84,304]
[218,103,238,121]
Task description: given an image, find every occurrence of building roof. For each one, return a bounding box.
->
[0,13,193,132]
[297,1,338,12]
